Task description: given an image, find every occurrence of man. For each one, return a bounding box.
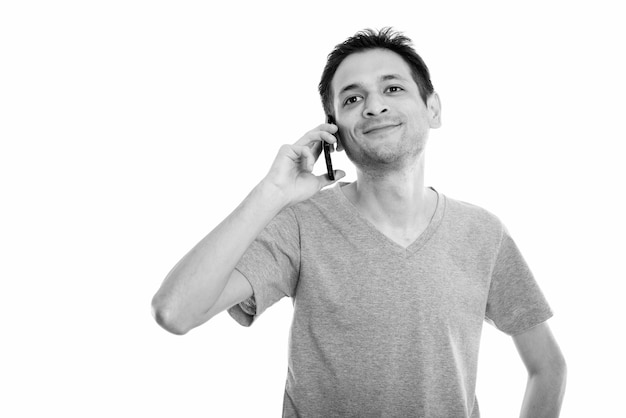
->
[152,28,566,417]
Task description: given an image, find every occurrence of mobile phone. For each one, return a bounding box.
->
[324,115,337,180]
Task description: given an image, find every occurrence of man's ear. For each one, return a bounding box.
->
[427,92,442,128]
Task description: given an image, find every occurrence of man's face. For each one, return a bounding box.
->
[331,48,440,172]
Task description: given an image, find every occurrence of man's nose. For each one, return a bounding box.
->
[362,94,389,118]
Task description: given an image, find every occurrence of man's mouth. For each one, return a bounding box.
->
[363,123,401,135]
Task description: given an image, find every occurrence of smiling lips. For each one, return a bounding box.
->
[362,123,401,135]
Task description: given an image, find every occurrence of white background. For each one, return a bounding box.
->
[2,0,625,416]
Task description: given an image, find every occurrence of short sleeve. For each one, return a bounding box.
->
[227,207,300,327]
[484,225,553,336]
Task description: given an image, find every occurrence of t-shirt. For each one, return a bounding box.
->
[228,183,553,418]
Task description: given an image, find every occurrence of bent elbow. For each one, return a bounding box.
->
[557,356,568,384]
[551,349,568,380]
[151,296,191,336]
[536,353,568,390]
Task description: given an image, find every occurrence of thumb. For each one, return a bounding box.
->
[316,170,346,188]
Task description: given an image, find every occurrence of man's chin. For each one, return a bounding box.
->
[350,151,410,171]
[347,145,425,172]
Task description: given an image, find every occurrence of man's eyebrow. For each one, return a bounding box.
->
[380,73,407,82]
[338,74,409,96]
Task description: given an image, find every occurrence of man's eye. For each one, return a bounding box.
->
[386,86,404,93]
[343,96,362,106]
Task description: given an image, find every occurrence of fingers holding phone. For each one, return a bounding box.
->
[292,122,341,180]
[262,124,345,206]
[294,123,338,152]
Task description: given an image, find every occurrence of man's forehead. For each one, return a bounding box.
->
[332,49,413,94]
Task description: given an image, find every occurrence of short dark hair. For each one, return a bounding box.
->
[318,27,435,116]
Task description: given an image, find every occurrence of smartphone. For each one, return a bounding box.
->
[324,115,337,180]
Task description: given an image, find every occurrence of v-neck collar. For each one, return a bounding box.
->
[331,182,446,257]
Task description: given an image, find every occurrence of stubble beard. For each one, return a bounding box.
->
[345,131,428,176]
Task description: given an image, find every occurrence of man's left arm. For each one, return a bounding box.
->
[513,321,567,418]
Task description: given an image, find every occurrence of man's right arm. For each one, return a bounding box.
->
[151,124,343,335]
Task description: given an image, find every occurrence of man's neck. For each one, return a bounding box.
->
[342,153,436,238]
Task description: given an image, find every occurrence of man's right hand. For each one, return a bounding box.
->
[261,123,346,207]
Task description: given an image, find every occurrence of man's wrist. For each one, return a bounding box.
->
[253,179,291,214]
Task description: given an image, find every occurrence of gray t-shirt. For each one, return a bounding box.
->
[228,183,553,417]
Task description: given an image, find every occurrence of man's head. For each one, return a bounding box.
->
[319,28,440,173]
[319,27,435,118]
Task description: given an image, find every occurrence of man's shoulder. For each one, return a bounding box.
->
[291,184,342,213]
[442,193,504,233]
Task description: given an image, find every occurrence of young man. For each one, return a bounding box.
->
[152,28,566,417]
